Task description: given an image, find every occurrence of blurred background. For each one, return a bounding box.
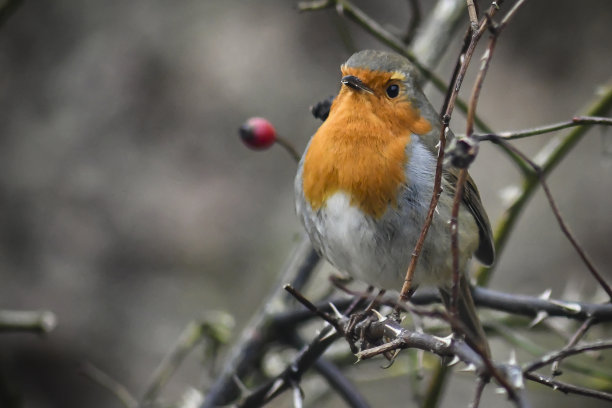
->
[0,1,611,407]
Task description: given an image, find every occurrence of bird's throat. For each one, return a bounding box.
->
[302,104,413,219]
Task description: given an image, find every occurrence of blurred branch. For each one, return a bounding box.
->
[201,237,320,407]
[476,82,612,285]
[477,133,612,299]
[80,363,138,408]
[0,310,57,334]
[312,358,371,408]
[0,0,22,29]
[142,313,234,406]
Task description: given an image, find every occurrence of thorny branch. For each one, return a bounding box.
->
[201,2,612,408]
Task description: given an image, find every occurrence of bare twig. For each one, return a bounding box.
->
[450,0,528,315]
[298,0,494,133]
[523,339,612,373]
[237,326,342,408]
[201,238,320,407]
[476,83,612,286]
[142,318,224,406]
[524,372,612,403]
[80,363,138,408]
[466,0,479,30]
[471,376,489,408]
[550,317,596,375]
[479,135,612,300]
[472,116,612,140]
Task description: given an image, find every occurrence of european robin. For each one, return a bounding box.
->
[294,50,494,354]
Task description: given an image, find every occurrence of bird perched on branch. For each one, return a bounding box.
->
[294,50,494,354]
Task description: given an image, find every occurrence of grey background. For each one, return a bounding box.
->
[1,1,611,407]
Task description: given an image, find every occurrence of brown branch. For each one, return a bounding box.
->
[451,0,528,310]
[471,376,489,408]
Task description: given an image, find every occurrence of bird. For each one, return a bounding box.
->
[294,49,495,355]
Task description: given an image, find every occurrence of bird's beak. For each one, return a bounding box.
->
[341,75,374,94]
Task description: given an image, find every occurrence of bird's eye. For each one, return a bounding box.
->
[386,84,400,98]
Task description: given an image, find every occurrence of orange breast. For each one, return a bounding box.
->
[302,74,432,218]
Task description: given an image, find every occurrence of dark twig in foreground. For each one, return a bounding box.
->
[524,372,612,403]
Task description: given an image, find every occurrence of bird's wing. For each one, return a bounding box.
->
[443,168,495,266]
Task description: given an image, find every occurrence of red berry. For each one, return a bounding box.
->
[239,117,277,150]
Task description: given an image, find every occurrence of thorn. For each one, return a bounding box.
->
[371,309,386,322]
[446,355,461,367]
[318,327,338,342]
[538,288,552,300]
[381,349,401,369]
[233,375,250,395]
[434,334,453,347]
[458,363,476,373]
[328,302,344,319]
[549,300,582,314]
[529,310,548,328]
[508,349,517,365]
[265,378,285,400]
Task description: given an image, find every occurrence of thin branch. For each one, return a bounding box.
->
[476,83,612,286]
[473,116,612,140]
[142,320,213,405]
[550,317,596,375]
[523,340,612,373]
[201,238,320,407]
[480,135,612,300]
[80,363,138,408]
[471,376,489,408]
[524,372,612,403]
[466,0,479,30]
[237,327,342,408]
[451,0,527,312]
[298,0,494,133]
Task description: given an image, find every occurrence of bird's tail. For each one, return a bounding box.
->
[439,274,490,358]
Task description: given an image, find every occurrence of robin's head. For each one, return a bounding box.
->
[333,50,433,135]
